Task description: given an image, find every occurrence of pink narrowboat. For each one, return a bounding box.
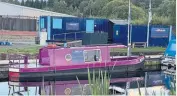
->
[9,44,145,82]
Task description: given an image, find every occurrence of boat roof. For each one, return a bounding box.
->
[46,44,127,50]
[164,39,176,57]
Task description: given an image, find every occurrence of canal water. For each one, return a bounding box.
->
[0,71,170,95]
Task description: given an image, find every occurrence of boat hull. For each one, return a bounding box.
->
[9,61,144,82]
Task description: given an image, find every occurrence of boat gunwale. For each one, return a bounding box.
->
[8,77,144,87]
[9,56,144,73]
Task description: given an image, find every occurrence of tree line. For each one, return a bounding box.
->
[1,0,176,25]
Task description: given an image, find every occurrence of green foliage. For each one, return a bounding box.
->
[0,46,41,54]
[131,18,147,25]
[155,0,176,25]
[2,0,176,25]
[151,14,171,25]
[87,68,110,95]
[21,0,25,6]
[47,0,54,7]
[34,0,40,9]
[88,0,110,17]
[76,69,110,95]
[13,0,20,5]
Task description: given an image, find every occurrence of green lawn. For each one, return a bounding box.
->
[0,46,42,54]
[110,47,166,53]
[0,46,166,55]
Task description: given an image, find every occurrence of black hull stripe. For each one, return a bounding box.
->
[12,62,145,82]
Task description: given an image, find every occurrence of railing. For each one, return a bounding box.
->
[132,42,147,48]
[52,31,86,41]
[8,54,39,68]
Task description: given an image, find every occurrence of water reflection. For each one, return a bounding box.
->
[7,77,144,95]
[0,72,171,95]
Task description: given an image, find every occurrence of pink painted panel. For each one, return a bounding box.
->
[39,47,50,65]
[39,45,128,67]
[47,46,111,66]
[48,48,71,66]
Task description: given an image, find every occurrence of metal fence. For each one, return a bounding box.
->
[52,31,86,41]
[0,15,37,31]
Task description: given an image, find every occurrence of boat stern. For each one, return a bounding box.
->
[9,67,20,82]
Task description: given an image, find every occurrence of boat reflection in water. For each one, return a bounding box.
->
[8,77,143,95]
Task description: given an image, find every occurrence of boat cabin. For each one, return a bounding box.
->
[39,45,127,66]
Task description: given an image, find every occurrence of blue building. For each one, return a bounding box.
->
[38,16,175,47]
[113,24,175,47]
[39,16,113,43]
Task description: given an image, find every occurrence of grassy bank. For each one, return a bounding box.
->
[0,46,165,54]
[110,47,166,53]
[0,46,42,54]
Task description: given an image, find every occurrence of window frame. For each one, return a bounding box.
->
[83,49,102,63]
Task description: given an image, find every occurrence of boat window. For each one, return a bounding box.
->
[84,49,101,62]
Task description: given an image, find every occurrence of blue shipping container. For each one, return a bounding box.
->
[38,16,113,42]
[113,24,171,47]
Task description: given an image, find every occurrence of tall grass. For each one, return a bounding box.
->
[76,68,111,95]
[87,68,110,95]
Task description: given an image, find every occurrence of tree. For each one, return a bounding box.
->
[0,0,8,2]
[42,0,47,9]
[47,0,54,7]
[79,0,89,13]
[151,14,171,25]
[89,0,110,16]
[25,0,30,7]
[83,0,93,17]
[132,0,163,9]
[40,0,44,9]
[65,0,83,8]
[156,0,176,25]
[14,0,20,5]
[21,0,25,6]
[3,0,172,25]
[53,0,68,13]
[101,0,146,20]
[34,0,40,9]
[30,0,34,8]
[7,0,14,3]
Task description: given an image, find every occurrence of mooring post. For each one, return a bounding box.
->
[145,72,148,95]
[125,81,130,96]
[35,87,37,95]
[137,80,141,96]
[8,86,11,95]
[24,55,29,64]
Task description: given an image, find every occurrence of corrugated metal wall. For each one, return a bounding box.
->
[113,25,171,47]
[0,15,37,31]
[51,17,85,40]
[131,25,147,43]
[39,16,113,41]
[113,25,128,45]
[39,16,173,47]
